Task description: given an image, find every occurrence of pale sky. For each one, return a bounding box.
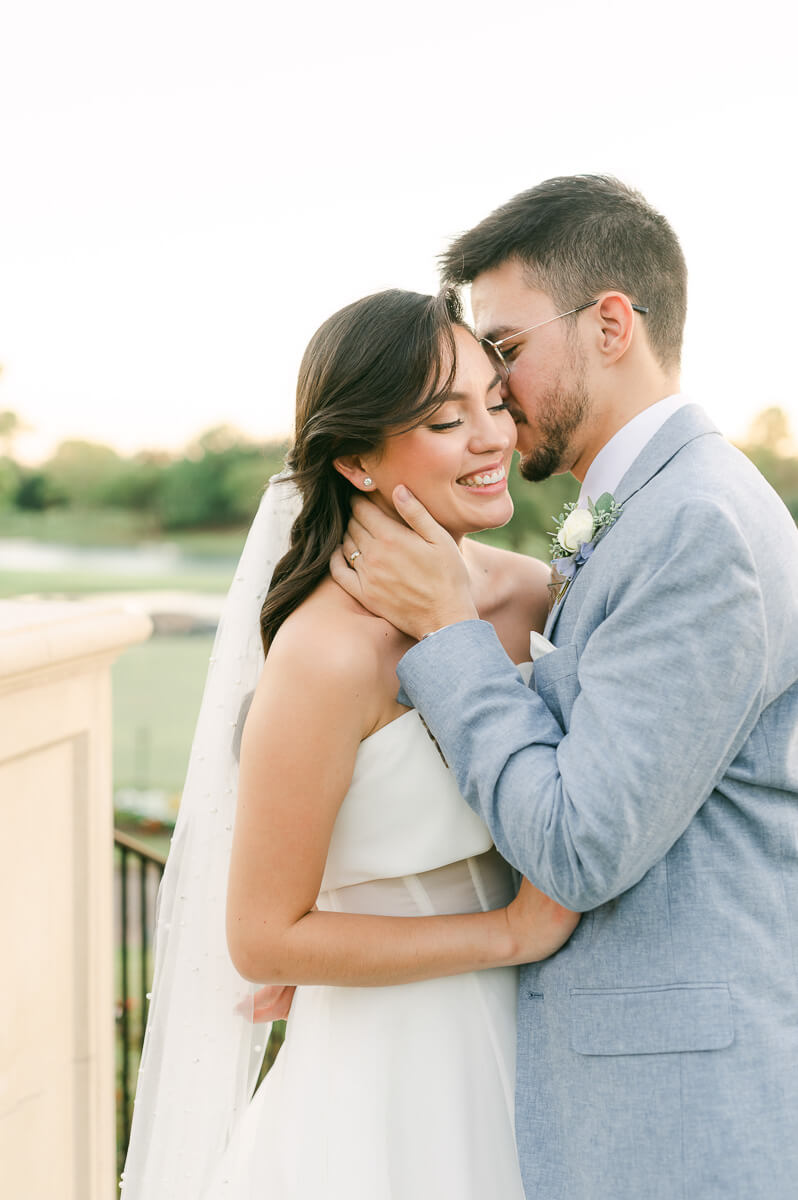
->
[1,0,796,463]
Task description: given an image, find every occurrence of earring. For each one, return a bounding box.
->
[363,477,373,487]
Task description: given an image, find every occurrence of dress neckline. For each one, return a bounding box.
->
[359,708,419,749]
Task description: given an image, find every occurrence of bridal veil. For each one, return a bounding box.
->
[120,473,301,1198]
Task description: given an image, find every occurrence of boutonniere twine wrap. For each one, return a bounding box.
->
[548,492,622,604]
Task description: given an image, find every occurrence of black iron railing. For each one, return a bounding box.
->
[114,828,166,1175]
[113,826,286,1177]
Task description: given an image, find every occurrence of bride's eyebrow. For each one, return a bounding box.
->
[445,374,502,401]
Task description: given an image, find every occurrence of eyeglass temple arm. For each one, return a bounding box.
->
[578,300,649,314]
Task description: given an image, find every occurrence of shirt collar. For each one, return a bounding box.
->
[578,394,690,508]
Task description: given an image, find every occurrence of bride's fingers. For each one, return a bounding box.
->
[391,486,447,544]
[330,545,363,597]
[341,534,360,564]
[344,512,374,549]
[350,494,403,536]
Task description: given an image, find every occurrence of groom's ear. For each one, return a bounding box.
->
[592,292,638,365]
[332,455,376,492]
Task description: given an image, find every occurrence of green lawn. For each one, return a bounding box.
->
[0,569,234,597]
[112,634,216,796]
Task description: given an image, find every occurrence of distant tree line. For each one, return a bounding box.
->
[0,419,289,530]
[0,407,796,549]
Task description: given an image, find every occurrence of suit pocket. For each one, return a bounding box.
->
[570,983,734,1056]
[532,642,580,729]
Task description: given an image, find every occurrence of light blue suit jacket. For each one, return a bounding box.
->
[397,406,798,1199]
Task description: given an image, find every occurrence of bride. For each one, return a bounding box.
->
[121,288,578,1199]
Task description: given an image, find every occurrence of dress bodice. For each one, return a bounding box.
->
[319,709,494,893]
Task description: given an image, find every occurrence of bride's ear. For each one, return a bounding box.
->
[333,455,377,492]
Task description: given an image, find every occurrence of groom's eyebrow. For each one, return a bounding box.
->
[482,325,517,341]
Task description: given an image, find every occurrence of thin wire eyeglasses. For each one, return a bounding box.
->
[480,299,650,378]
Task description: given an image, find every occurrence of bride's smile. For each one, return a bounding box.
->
[456,462,506,488]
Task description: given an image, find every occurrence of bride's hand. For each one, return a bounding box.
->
[505,876,581,964]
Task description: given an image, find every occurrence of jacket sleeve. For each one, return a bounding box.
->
[396,501,768,910]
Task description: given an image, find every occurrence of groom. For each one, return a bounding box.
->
[330,177,798,1198]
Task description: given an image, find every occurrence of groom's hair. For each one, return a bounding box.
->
[440,175,687,370]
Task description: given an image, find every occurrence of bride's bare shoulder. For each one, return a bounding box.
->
[241,581,398,765]
[265,576,406,696]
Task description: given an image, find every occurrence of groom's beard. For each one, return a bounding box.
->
[518,374,590,483]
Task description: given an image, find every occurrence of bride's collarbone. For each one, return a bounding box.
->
[466,543,547,663]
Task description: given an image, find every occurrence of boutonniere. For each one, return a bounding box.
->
[548,492,622,605]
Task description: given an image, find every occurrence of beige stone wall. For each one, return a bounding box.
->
[0,601,151,1200]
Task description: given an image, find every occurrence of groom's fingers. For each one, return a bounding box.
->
[391,485,447,545]
[251,984,296,1023]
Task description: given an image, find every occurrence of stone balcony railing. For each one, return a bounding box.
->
[0,600,151,1200]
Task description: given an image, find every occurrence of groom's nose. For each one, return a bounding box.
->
[498,376,529,428]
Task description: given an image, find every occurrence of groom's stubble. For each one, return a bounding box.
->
[517,355,591,484]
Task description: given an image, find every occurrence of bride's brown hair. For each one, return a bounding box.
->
[260,288,465,652]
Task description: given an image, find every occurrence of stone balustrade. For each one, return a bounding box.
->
[0,600,151,1200]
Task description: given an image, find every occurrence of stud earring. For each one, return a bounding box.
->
[363,477,373,487]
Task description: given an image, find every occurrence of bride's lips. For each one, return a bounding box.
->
[456,463,508,493]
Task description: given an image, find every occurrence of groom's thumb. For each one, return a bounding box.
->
[392,484,444,543]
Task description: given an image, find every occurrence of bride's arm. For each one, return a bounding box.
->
[226,616,577,987]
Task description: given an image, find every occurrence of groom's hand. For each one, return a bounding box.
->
[245,984,296,1023]
[330,485,478,640]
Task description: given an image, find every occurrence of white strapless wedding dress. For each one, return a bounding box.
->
[206,708,525,1199]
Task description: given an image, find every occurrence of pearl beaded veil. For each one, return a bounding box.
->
[120,473,302,1199]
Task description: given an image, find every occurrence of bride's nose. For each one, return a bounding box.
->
[469,407,515,454]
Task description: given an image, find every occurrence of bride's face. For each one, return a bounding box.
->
[364,327,517,541]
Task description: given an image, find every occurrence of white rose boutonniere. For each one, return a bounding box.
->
[548,492,622,604]
[556,507,595,553]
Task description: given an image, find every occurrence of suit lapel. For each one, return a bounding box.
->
[541,405,719,642]
[613,403,719,506]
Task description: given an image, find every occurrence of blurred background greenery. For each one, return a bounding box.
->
[2,404,796,837]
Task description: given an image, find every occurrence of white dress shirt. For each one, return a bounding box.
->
[578,394,690,507]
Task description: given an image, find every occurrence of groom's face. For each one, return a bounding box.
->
[471,259,591,481]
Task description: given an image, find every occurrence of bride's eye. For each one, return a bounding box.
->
[427,417,463,431]
[489,403,510,414]
[426,405,462,431]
